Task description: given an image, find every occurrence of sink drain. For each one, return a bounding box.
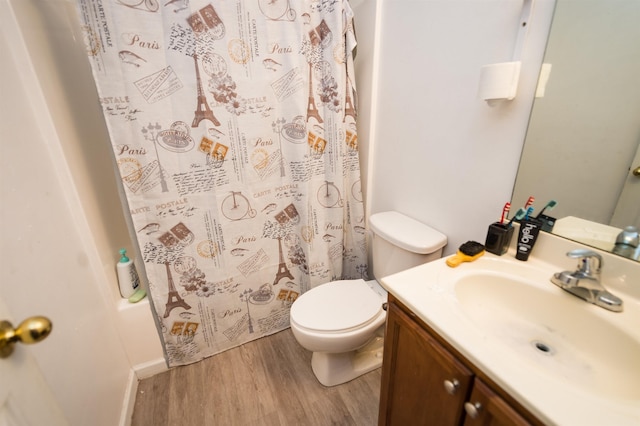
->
[531,340,555,356]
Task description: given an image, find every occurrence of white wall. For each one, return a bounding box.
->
[367,0,556,256]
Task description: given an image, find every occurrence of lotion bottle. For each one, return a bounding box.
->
[117,249,140,298]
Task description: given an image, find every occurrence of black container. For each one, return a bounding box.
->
[484,222,514,256]
[536,214,556,233]
[515,219,542,261]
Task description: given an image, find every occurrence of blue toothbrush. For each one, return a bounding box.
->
[524,207,534,220]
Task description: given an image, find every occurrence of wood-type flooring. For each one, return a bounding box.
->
[132,329,381,425]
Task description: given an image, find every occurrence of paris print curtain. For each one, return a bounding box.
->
[76,0,367,366]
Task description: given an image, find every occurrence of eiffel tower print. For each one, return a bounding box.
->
[163,261,192,318]
[273,236,294,285]
[344,77,356,122]
[192,54,220,128]
[306,62,323,124]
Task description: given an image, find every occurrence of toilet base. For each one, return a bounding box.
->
[310,336,385,387]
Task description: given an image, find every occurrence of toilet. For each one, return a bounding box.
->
[290,211,447,386]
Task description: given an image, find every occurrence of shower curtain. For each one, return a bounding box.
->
[76,0,367,366]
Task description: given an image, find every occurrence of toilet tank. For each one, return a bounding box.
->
[369,211,447,279]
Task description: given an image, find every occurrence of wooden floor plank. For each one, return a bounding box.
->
[132,329,381,425]
[132,369,171,425]
[167,361,206,425]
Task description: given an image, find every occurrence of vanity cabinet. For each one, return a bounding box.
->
[379,296,541,426]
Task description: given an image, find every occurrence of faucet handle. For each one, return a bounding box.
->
[566,249,602,277]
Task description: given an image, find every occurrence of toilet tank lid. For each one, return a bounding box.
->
[369,211,447,254]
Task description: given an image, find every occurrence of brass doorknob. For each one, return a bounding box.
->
[0,316,52,358]
[633,166,640,177]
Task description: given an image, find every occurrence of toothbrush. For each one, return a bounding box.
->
[507,208,526,227]
[524,196,535,210]
[500,202,511,224]
[524,207,534,220]
[535,200,557,218]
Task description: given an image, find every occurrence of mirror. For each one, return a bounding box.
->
[512,0,640,259]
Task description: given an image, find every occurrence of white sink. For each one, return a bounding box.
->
[380,230,640,426]
[455,270,640,401]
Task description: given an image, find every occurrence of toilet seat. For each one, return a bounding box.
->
[291,279,384,333]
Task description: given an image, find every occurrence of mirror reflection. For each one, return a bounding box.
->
[512,0,640,260]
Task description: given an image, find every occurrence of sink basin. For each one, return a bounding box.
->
[454,271,640,400]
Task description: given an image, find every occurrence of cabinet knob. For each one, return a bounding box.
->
[443,379,460,395]
[464,401,483,419]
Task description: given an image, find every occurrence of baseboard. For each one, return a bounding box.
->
[134,357,169,379]
[119,358,168,426]
[119,369,138,426]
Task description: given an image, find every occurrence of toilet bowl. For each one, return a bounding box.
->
[290,279,387,387]
[290,211,447,386]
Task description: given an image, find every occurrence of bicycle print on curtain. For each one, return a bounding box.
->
[76,0,367,366]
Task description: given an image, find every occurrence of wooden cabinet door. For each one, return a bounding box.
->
[379,303,473,426]
[463,379,533,426]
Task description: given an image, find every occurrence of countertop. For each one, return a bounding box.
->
[379,231,640,426]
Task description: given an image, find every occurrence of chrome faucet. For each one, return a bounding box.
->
[550,249,623,312]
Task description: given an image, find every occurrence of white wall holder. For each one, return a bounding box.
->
[478,0,535,103]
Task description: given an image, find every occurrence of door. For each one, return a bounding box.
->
[611,142,640,229]
[0,298,68,426]
[1,1,132,425]
[0,4,68,423]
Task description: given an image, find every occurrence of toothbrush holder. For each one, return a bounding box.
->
[537,214,556,233]
[485,222,515,256]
